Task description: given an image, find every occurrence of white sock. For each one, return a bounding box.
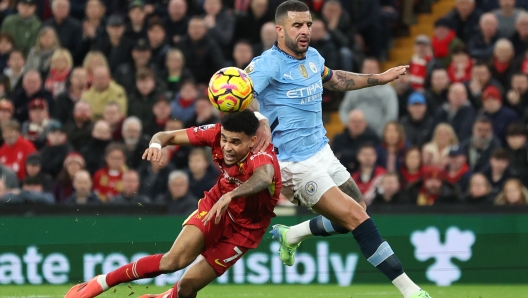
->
[285,220,313,245]
[392,273,421,298]
[97,274,109,291]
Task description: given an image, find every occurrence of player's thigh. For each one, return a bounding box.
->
[177,255,218,297]
[312,186,369,231]
[160,225,205,272]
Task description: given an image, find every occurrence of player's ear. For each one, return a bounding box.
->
[276,25,284,38]
[249,135,257,148]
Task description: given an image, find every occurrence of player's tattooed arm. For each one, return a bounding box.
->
[323,65,409,91]
[230,164,275,199]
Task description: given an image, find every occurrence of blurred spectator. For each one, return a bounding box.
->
[43,0,83,64]
[505,72,528,115]
[443,0,482,44]
[53,152,85,203]
[511,12,528,58]
[505,123,528,185]
[376,121,409,173]
[25,153,53,192]
[445,145,472,193]
[144,95,171,138]
[63,101,94,151]
[308,20,338,70]
[0,0,41,56]
[44,48,73,99]
[0,99,13,145]
[12,70,54,123]
[321,0,355,70]
[460,115,502,172]
[339,58,398,136]
[121,116,149,169]
[468,13,500,61]
[39,122,72,178]
[332,109,380,173]
[409,35,433,91]
[371,173,404,205]
[165,118,191,169]
[185,96,220,128]
[399,92,434,148]
[203,0,235,57]
[0,162,16,192]
[26,27,61,77]
[82,51,108,87]
[0,119,36,180]
[53,67,88,124]
[400,147,423,189]
[432,18,463,69]
[185,148,219,199]
[424,68,450,114]
[22,98,61,149]
[147,17,169,70]
[232,40,255,70]
[81,120,112,174]
[138,147,174,199]
[0,33,14,73]
[234,0,272,45]
[253,21,276,55]
[64,169,102,205]
[4,50,26,94]
[393,75,414,119]
[348,0,383,59]
[481,85,518,144]
[447,45,473,83]
[483,148,512,196]
[93,142,127,202]
[492,0,522,38]
[6,176,55,204]
[351,143,386,205]
[165,0,189,46]
[490,39,516,89]
[128,68,164,124]
[81,0,106,50]
[174,17,225,84]
[464,172,493,204]
[124,0,148,42]
[0,179,9,203]
[103,102,124,141]
[162,48,194,98]
[467,61,503,109]
[406,166,459,205]
[82,66,127,120]
[156,170,197,215]
[94,14,133,73]
[171,80,198,122]
[109,170,150,204]
[423,123,459,168]
[434,83,476,142]
[494,178,528,204]
[114,38,157,92]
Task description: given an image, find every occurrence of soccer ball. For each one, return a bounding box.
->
[208,67,254,113]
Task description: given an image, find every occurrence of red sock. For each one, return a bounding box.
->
[105,254,164,287]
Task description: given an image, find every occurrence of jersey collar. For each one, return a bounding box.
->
[273,42,306,60]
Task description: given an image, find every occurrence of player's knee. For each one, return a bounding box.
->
[159,254,187,272]
[177,279,197,298]
[342,203,370,231]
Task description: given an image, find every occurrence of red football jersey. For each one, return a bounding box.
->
[92,167,125,202]
[0,136,37,180]
[186,124,282,230]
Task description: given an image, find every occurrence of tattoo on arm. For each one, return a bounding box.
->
[230,164,274,198]
[325,70,379,91]
[338,179,364,204]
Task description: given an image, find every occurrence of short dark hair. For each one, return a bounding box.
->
[147,16,165,31]
[136,67,155,81]
[507,122,527,137]
[491,148,509,161]
[451,44,468,55]
[358,142,377,154]
[105,142,127,157]
[23,175,43,186]
[221,109,259,137]
[275,0,309,24]
[473,60,491,71]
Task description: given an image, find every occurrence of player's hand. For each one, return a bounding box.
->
[203,193,232,225]
[142,147,162,163]
[380,65,409,84]
[253,120,271,153]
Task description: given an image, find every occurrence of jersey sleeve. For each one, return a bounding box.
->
[248,149,275,171]
[245,57,270,96]
[185,124,220,147]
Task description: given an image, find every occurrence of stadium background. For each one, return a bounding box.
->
[2,0,528,296]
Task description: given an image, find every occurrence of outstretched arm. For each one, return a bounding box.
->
[323,65,409,91]
[142,130,190,162]
[203,164,275,225]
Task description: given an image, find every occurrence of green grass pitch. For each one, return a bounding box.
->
[1,285,528,298]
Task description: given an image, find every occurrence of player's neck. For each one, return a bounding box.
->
[276,42,306,60]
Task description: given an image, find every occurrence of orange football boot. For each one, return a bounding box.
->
[64,275,107,298]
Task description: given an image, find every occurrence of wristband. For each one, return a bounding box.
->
[149,143,162,149]
[254,111,268,121]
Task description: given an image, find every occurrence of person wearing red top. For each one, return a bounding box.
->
[66,110,281,298]
[92,142,127,202]
[0,119,36,180]
[351,143,386,205]
[447,45,473,83]
[445,145,472,193]
[408,35,433,91]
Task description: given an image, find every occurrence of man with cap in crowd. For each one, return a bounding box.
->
[0,99,13,146]
[94,14,134,73]
[432,18,464,69]
[0,119,36,180]
[445,145,472,193]
[125,0,148,42]
[480,85,518,145]
[24,153,53,192]
[405,166,460,205]
[39,122,73,178]
[399,92,435,147]
[22,98,61,150]
[113,38,158,92]
[409,34,433,91]
[0,0,41,56]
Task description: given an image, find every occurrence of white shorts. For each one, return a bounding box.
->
[279,144,351,208]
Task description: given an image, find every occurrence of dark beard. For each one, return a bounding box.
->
[285,36,309,56]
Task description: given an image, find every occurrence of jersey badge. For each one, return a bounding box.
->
[309,62,318,73]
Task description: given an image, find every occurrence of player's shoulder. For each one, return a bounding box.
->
[246,49,283,75]
[307,47,325,64]
[249,144,277,163]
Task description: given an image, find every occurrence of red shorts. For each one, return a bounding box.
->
[183,199,267,276]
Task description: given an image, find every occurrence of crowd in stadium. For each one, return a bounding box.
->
[0,0,525,211]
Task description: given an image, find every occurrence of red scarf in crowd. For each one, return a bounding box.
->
[400,166,422,187]
[409,54,432,90]
[521,57,528,75]
[447,59,473,83]
[446,163,469,185]
[179,97,194,108]
[432,30,456,58]
[494,59,510,74]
